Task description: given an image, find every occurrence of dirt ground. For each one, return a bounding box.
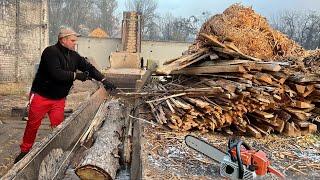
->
[0,80,99,177]
[140,121,320,179]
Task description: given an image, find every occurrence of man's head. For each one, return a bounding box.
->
[58,28,80,50]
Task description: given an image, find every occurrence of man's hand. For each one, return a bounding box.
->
[75,72,89,81]
[101,79,116,91]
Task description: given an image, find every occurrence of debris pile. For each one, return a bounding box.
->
[88,28,109,38]
[190,4,306,60]
[144,5,320,137]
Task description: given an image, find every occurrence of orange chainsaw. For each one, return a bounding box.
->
[185,135,285,180]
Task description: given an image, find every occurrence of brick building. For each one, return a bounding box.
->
[0,0,48,82]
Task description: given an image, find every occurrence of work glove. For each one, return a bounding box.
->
[101,79,116,91]
[75,72,89,81]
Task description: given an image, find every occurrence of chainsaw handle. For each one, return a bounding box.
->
[228,139,251,179]
[228,138,251,150]
[236,141,244,179]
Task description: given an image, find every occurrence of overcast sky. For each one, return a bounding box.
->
[117,0,320,19]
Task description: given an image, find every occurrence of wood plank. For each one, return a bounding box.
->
[284,107,312,121]
[209,59,251,65]
[254,63,282,72]
[255,73,273,84]
[172,64,247,75]
[157,48,208,75]
[253,110,274,119]
[293,120,312,128]
[291,101,315,109]
[224,42,262,61]
[308,123,317,133]
[199,33,226,48]
[288,73,320,83]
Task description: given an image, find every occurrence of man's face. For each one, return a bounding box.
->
[61,35,78,50]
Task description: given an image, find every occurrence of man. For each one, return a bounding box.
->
[14,28,116,163]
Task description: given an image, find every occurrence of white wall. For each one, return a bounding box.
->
[77,37,191,69]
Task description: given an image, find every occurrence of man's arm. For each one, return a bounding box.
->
[76,55,104,81]
[77,55,116,90]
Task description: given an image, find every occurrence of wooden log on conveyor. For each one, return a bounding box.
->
[76,99,124,180]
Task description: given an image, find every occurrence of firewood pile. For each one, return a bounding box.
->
[141,5,320,138]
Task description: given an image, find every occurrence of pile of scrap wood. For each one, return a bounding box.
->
[141,5,320,138]
[88,27,109,38]
[189,4,306,61]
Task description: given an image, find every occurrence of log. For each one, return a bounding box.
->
[76,99,124,180]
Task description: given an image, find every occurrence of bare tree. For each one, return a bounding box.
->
[271,10,320,49]
[96,0,119,37]
[125,0,158,40]
[158,13,199,42]
[48,0,95,43]
[48,0,67,43]
[48,0,120,43]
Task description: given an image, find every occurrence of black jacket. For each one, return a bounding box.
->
[31,42,104,99]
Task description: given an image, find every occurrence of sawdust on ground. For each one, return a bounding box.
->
[141,121,320,179]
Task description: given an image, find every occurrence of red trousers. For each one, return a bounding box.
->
[20,93,65,152]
